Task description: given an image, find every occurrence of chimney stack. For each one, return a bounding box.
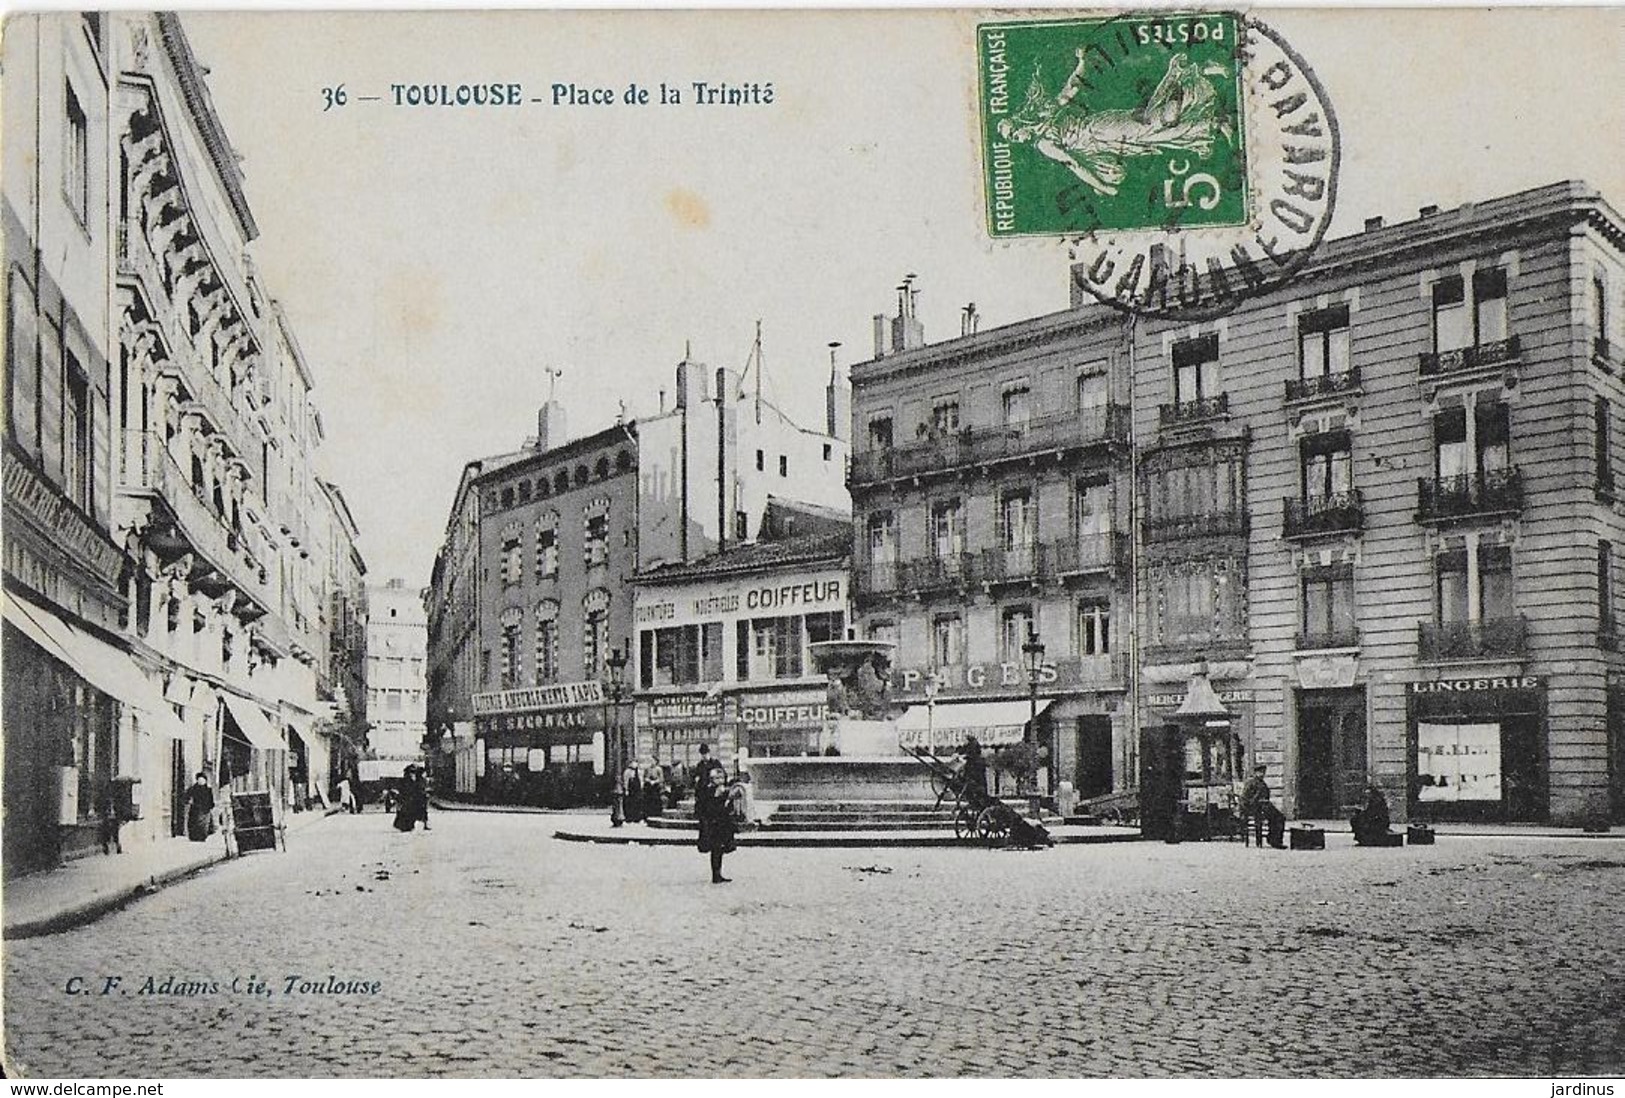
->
[1364,215,1385,231]
[1419,204,1440,218]
[826,341,849,441]
[536,400,568,452]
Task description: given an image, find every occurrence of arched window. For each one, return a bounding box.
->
[537,476,551,499]
[555,470,570,494]
[615,450,632,473]
[517,479,532,503]
[501,486,514,509]
[594,457,610,480]
[574,464,588,487]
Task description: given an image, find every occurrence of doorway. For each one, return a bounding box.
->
[1296,688,1367,818]
[1075,716,1113,799]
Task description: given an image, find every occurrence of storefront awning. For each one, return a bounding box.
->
[895,699,1053,749]
[2,589,187,740]
[221,690,287,753]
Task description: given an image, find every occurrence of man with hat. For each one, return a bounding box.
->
[1240,764,1286,849]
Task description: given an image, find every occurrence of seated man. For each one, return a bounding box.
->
[1351,780,1394,846]
[1240,764,1286,849]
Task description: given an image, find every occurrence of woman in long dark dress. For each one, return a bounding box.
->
[393,766,421,832]
[183,772,215,842]
[692,745,734,883]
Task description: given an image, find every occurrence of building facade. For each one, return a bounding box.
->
[2,12,131,876]
[847,295,1135,801]
[3,13,367,876]
[362,579,425,782]
[632,530,850,769]
[1099,180,1625,827]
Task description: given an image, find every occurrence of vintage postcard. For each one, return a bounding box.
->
[2,5,1623,1083]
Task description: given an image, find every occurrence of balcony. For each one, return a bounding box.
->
[1143,510,1248,543]
[1283,490,1365,539]
[1417,469,1523,524]
[1158,393,1229,427]
[848,404,1127,486]
[1418,335,1521,378]
[1419,616,1528,661]
[1046,532,1130,575]
[907,553,974,591]
[1296,628,1360,651]
[980,543,1040,584]
[1285,366,1361,403]
[119,430,271,612]
[853,561,901,597]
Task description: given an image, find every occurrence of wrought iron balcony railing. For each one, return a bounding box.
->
[1418,335,1521,377]
[1285,366,1361,403]
[1158,393,1229,427]
[1045,532,1130,574]
[1283,490,1365,539]
[1418,616,1528,661]
[848,404,1128,485]
[1143,510,1248,542]
[1417,469,1523,523]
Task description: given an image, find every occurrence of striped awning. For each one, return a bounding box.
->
[895,699,1053,751]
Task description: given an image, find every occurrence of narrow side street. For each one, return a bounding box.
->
[5,812,1622,1078]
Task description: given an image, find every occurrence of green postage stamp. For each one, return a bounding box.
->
[979,12,1249,237]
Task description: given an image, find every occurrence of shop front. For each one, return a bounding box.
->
[473,682,609,807]
[729,686,827,757]
[1407,675,1546,822]
[639,693,722,770]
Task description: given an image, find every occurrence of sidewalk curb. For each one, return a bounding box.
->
[552,827,1147,849]
[4,809,332,940]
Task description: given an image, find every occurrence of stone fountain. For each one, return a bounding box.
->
[742,638,939,805]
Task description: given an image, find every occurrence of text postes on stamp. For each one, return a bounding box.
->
[979,12,1249,238]
[978,13,1340,321]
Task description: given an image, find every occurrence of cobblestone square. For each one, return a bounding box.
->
[4,812,1623,1078]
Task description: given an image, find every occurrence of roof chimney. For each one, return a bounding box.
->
[1419,204,1441,218]
[1363,215,1384,231]
[537,400,567,452]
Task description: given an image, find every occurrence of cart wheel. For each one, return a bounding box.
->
[977,806,1011,847]
[954,802,979,840]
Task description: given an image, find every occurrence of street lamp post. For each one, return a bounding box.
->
[606,646,628,826]
[1021,624,1045,820]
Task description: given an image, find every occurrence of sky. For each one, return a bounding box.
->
[179,7,1625,588]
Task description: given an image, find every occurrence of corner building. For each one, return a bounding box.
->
[1094,180,1625,826]
[847,295,1135,800]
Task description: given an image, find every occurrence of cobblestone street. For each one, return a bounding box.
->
[5,811,1623,1078]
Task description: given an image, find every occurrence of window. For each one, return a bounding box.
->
[1302,565,1355,645]
[931,399,960,434]
[1298,305,1351,380]
[1433,269,1508,352]
[736,620,750,680]
[1599,398,1614,491]
[1302,431,1353,501]
[1001,385,1030,428]
[535,515,559,580]
[1076,372,1108,411]
[1172,334,1221,405]
[866,510,896,563]
[867,620,898,645]
[1075,480,1110,536]
[1436,551,1471,625]
[755,449,765,472]
[867,416,894,450]
[594,457,609,480]
[652,626,701,686]
[822,443,832,461]
[1077,601,1111,656]
[749,617,803,679]
[501,486,515,509]
[1480,546,1514,620]
[554,470,569,495]
[534,603,559,683]
[931,614,964,667]
[1434,403,1509,480]
[518,480,532,504]
[500,532,523,587]
[64,356,91,511]
[779,454,788,477]
[805,611,844,647]
[583,613,607,679]
[930,498,963,558]
[1000,489,1033,549]
[64,83,88,223]
[701,622,724,681]
[734,511,749,541]
[1151,559,1245,646]
[1592,270,1610,330]
[999,605,1034,663]
[499,620,522,689]
[583,510,609,567]
[1601,541,1616,638]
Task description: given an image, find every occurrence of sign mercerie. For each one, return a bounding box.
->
[635,571,844,628]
